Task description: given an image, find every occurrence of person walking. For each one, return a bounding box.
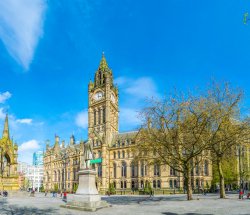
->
[63,190,67,202]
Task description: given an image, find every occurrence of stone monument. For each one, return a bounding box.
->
[62,139,110,212]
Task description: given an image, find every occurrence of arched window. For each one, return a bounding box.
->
[122,151,125,158]
[131,181,135,189]
[174,179,177,188]
[141,180,144,188]
[124,181,127,189]
[58,170,60,182]
[196,179,199,188]
[99,72,102,84]
[113,163,117,178]
[122,141,125,146]
[121,181,123,189]
[153,180,156,188]
[131,163,135,177]
[195,164,199,175]
[103,108,106,123]
[113,181,116,188]
[204,160,209,176]
[157,180,161,188]
[118,151,120,159]
[94,110,96,125]
[98,150,101,158]
[169,180,173,188]
[113,152,116,159]
[98,164,102,177]
[118,140,120,147]
[141,162,144,177]
[154,163,160,176]
[145,164,147,176]
[121,161,127,177]
[54,171,57,182]
[98,108,101,124]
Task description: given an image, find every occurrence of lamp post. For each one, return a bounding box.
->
[238,145,243,189]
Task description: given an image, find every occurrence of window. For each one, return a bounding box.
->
[131,163,135,177]
[113,163,117,179]
[98,150,102,158]
[141,180,144,188]
[204,160,209,176]
[195,164,199,176]
[98,164,102,177]
[118,151,120,159]
[196,179,199,188]
[118,140,120,147]
[113,152,116,159]
[141,162,144,176]
[145,164,148,176]
[169,180,173,188]
[131,181,135,189]
[121,161,127,177]
[170,167,176,176]
[94,110,96,125]
[154,163,160,176]
[122,151,125,158]
[98,108,101,124]
[124,181,127,189]
[113,181,116,188]
[174,179,177,188]
[157,180,161,188]
[103,108,105,123]
[122,141,125,146]
[153,180,156,188]
[121,181,123,189]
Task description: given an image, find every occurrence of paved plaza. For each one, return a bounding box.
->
[0,193,250,215]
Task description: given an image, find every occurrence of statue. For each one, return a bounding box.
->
[81,139,93,169]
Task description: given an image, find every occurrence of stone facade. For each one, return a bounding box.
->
[44,54,213,193]
[0,114,19,191]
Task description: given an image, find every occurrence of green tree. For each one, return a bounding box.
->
[54,184,59,192]
[73,183,78,193]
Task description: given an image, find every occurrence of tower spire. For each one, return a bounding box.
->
[98,52,110,71]
[2,114,9,139]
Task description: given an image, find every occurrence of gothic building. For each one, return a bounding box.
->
[0,114,19,191]
[43,54,213,193]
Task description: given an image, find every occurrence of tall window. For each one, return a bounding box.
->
[131,181,135,189]
[154,163,160,176]
[195,164,199,176]
[121,181,123,189]
[174,179,177,188]
[118,140,120,147]
[204,160,209,176]
[170,167,176,176]
[113,163,117,178]
[169,180,173,188]
[131,163,135,177]
[98,164,102,177]
[122,151,125,158]
[118,151,120,159]
[121,161,127,177]
[141,162,144,176]
[103,108,105,123]
[94,110,96,125]
[113,152,116,159]
[54,171,57,182]
[157,180,161,188]
[98,108,101,124]
[153,180,156,188]
[141,180,144,188]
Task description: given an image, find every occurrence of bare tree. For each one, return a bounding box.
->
[205,82,249,198]
[135,93,212,200]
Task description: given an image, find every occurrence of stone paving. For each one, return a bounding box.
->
[0,193,250,215]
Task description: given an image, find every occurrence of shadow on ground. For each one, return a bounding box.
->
[102,196,189,205]
[0,199,59,215]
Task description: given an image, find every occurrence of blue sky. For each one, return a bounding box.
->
[0,0,250,164]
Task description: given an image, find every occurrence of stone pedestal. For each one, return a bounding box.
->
[61,169,110,212]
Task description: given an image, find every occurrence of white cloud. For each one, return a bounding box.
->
[16,118,32,124]
[75,110,88,129]
[19,139,40,152]
[115,76,159,99]
[119,108,141,127]
[0,0,47,70]
[0,91,11,103]
[18,139,41,164]
[0,108,5,120]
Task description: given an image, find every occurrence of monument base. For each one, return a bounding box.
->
[61,195,110,212]
[61,169,110,212]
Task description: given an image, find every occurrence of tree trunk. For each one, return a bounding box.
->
[217,159,226,198]
[184,167,193,200]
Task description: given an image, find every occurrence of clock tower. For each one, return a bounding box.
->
[88,53,119,192]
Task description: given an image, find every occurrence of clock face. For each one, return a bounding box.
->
[110,93,115,103]
[94,91,103,101]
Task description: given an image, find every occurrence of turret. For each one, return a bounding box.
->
[2,114,9,139]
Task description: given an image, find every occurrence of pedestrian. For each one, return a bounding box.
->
[63,190,67,202]
[239,189,244,199]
